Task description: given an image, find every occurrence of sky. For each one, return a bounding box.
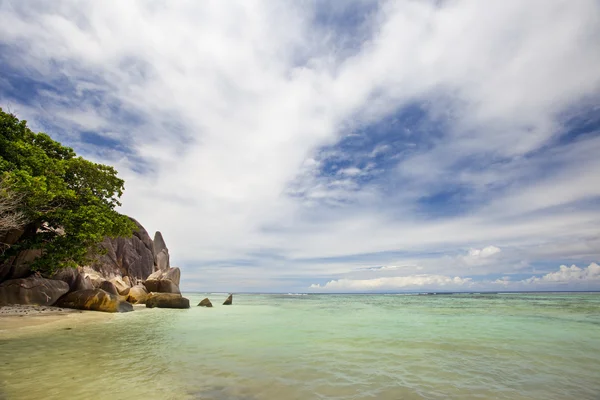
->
[1,0,599,293]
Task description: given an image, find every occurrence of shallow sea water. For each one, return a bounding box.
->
[1,293,600,400]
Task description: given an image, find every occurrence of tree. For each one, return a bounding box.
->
[0,108,136,273]
[0,179,28,255]
[0,180,26,232]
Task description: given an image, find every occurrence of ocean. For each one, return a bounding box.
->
[1,292,599,399]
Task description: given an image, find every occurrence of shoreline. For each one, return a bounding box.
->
[0,305,118,339]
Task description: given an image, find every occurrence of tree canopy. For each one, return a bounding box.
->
[0,108,135,273]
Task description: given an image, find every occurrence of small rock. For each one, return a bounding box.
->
[223,294,233,305]
[198,298,213,307]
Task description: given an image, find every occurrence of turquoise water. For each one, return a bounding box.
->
[1,293,600,399]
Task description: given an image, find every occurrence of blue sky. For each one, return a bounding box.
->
[1,0,599,292]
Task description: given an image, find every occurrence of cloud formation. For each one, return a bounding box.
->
[0,0,599,291]
[311,263,600,292]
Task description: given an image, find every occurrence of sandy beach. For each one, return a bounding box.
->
[0,305,116,339]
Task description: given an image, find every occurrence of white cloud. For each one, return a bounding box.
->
[310,263,600,292]
[522,263,600,285]
[0,1,599,291]
[460,246,502,266]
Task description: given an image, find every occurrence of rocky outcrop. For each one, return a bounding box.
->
[153,231,170,271]
[90,218,155,285]
[146,293,189,309]
[55,289,133,313]
[0,218,185,313]
[143,268,181,294]
[100,280,119,295]
[198,298,212,307]
[127,285,148,304]
[223,294,232,305]
[0,275,69,306]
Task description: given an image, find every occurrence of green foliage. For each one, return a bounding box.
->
[0,108,136,273]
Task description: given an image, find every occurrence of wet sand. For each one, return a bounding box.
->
[0,305,116,339]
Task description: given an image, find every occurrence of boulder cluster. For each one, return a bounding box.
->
[0,218,191,312]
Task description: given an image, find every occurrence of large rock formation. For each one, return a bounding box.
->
[223,294,233,305]
[143,268,181,294]
[198,298,212,307]
[55,289,133,313]
[90,218,155,285]
[153,231,170,271]
[0,218,185,313]
[146,293,189,309]
[0,275,69,306]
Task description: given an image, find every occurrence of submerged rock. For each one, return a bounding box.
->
[198,298,212,307]
[55,289,133,313]
[127,285,148,304]
[0,275,69,306]
[146,293,190,309]
[223,294,232,305]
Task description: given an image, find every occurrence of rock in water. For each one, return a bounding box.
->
[100,280,119,295]
[146,293,190,309]
[55,289,133,313]
[0,275,69,306]
[198,298,212,307]
[143,268,181,294]
[223,294,233,305]
[127,285,148,304]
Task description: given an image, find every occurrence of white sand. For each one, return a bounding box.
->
[0,305,114,338]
